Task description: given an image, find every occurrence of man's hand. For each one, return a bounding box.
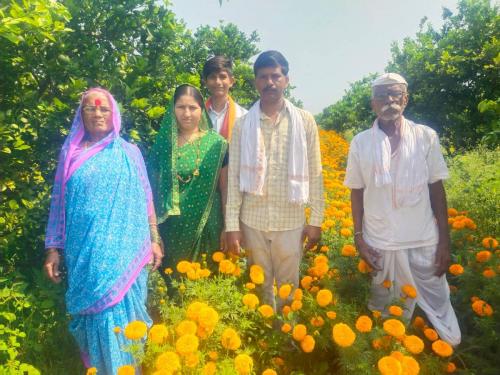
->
[150,242,164,272]
[44,250,62,283]
[434,241,451,277]
[226,231,242,256]
[302,225,321,251]
[219,231,227,252]
[355,237,381,271]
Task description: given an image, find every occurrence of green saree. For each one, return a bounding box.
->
[149,99,227,268]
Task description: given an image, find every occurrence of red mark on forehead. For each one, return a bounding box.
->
[94,98,102,106]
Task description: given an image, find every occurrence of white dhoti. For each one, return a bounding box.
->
[368,245,461,346]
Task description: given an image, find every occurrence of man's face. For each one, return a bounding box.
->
[371,84,408,122]
[205,70,235,100]
[254,65,289,104]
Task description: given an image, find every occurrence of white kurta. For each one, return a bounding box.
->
[344,120,461,346]
[207,100,247,134]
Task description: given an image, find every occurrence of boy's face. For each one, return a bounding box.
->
[205,70,235,99]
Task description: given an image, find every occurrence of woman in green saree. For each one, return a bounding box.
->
[149,84,228,273]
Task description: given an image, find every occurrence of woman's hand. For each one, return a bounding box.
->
[151,242,164,272]
[44,249,62,283]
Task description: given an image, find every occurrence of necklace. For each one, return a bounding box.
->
[176,132,203,184]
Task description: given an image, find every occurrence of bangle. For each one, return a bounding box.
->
[354,231,363,237]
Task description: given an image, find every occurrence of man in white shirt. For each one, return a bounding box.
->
[202,56,247,140]
[344,73,461,346]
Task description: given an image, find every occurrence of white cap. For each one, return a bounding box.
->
[372,73,408,87]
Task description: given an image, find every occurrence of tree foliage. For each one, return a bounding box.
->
[317,0,499,151]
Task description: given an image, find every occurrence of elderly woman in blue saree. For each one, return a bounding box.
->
[43,88,163,374]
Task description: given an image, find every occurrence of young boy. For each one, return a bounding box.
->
[202,56,247,140]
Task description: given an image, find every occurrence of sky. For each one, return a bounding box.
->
[171,0,459,114]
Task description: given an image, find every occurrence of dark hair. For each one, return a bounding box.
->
[253,50,289,76]
[173,84,204,108]
[202,56,233,80]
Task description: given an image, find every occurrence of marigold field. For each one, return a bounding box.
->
[100,130,498,374]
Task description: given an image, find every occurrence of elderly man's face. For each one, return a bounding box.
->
[371,84,408,122]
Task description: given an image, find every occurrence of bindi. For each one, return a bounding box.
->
[94,98,102,106]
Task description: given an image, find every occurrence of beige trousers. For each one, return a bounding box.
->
[242,222,303,310]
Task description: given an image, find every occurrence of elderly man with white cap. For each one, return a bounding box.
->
[344,73,461,346]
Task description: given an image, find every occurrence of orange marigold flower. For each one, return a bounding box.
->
[221,328,241,351]
[249,264,265,284]
[383,319,405,338]
[340,228,352,237]
[300,275,313,289]
[432,339,454,357]
[219,259,236,274]
[311,316,325,327]
[471,299,493,317]
[372,310,382,319]
[403,335,424,354]
[320,245,329,253]
[272,357,285,367]
[316,289,333,307]
[176,260,192,273]
[482,237,498,249]
[341,244,356,257]
[390,350,404,362]
[300,335,316,353]
[278,284,292,300]
[258,304,274,318]
[186,301,207,321]
[401,284,417,299]
[447,208,458,217]
[452,220,465,230]
[332,323,356,347]
[412,316,425,330]
[293,288,303,301]
[382,279,392,288]
[357,259,372,273]
[86,368,97,375]
[124,320,148,340]
[444,362,457,373]
[482,268,496,278]
[212,251,225,263]
[314,254,329,265]
[117,365,135,375]
[245,282,256,290]
[388,305,404,317]
[292,324,307,341]
[476,250,492,263]
[424,327,439,341]
[377,356,402,375]
[401,356,420,375]
[148,324,169,345]
[448,264,464,276]
[242,293,260,310]
[281,323,292,333]
[262,370,277,375]
[326,310,337,319]
[291,300,303,311]
[208,351,218,361]
[282,305,291,317]
[355,315,373,333]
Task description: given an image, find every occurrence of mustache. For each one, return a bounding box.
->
[263,86,278,92]
[381,103,402,113]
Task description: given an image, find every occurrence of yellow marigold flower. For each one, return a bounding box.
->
[245,282,256,290]
[208,351,218,361]
[382,279,392,288]
[175,334,199,356]
[482,267,496,278]
[176,320,197,336]
[476,250,492,263]
[197,325,213,339]
[234,354,253,375]
[388,305,404,317]
[372,338,382,349]
[378,356,402,375]
[383,319,405,338]
[184,352,199,368]
[198,306,219,330]
[155,351,180,372]
[412,316,425,330]
[202,361,217,375]
[249,264,265,284]
[186,301,208,321]
[472,299,493,316]
[423,327,439,341]
[124,320,148,340]
[404,335,424,354]
[326,310,337,320]
[314,254,328,265]
[300,335,316,353]
[243,293,259,310]
[316,289,333,307]
[355,315,373,333]
[482,237,498,249]
[293,288,303,301]
[86,368,97,375]
[148,324,169,345]
[292,324,307,341]
[332,323,356,347]
[447,208,458,217]
[341,244,356,257]
[432,339,454,357]
[300,275,313,289]
[176,260,192,273]
[164,267,173,275]
[281,323,292,333]
[291,300,303,311]
[113,326,121,334]
[357,259,372,273]
[448,264,464,276]
[310,316,325,327]
[278,284,292,300]
[212,251,225,263]
[444,362,457,373]
[258,304,274,318]
[221,328,241,350]
[401,356,420,375]
[262,370,277,375]
[200,268,211,278]
[340,228,352,237]
[117,365,135,375]
[219,259,236,274]
[401,284,417,299]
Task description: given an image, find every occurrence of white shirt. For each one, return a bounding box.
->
[344,123,449,250]
[207,100,247,134]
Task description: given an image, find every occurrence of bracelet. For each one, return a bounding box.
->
[354,231,363,237]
